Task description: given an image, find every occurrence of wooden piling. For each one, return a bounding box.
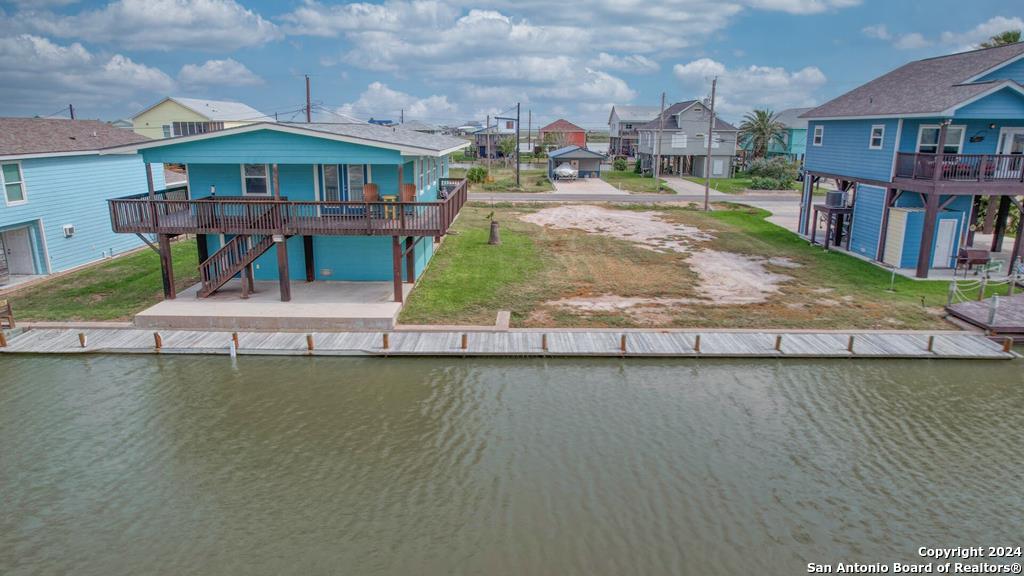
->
[774,335,782,351]
[232,332,239,348]
[541,333,548,352]
[978,276,987,301]
[153,332,162,350]
[927,335,935,352]
[382,333,390,350]
[1004,337,1014,353]
[0,331,7,348]
[78,332,87,348]
[461,333,468,350]
[694,334,701,353]
[306,334,314,351]
[620,334,627,353]
[847,335,855,353]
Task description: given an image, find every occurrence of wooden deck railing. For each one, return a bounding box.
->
[109,178,469,237]
[895,152,1024,182]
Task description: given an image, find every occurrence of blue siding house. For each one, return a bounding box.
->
[799,43,1024,278]
[104,121,468,305]
[0,118,163,286]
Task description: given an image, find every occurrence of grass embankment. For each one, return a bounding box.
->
[600,170,671,194]
[401,203,1005,329]
[8,238,200,321]
[684,176,828,195]
[448,167,553,193]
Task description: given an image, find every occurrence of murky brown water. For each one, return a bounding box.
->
[1,355,1021,575]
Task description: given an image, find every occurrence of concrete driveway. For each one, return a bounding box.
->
[552,177,629,195]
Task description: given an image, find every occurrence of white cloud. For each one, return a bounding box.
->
[336,82,459,121]
[742,0,860,14]
[673,57,827,117]
[179,58,263,86]
[590,52,660,73]
[893,32,931,50]
[0,34,173,114]
[861,24,890,40]
[939,16,1024,50]
[14,0,281,51]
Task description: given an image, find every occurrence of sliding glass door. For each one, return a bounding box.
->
[320,164,367,215]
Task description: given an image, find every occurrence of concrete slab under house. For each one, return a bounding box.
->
[798,42,1024,280]
[101,121,469,330]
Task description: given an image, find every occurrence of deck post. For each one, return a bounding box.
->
[157,234,176,299]
[966,195,982,247]
[145,163,155,199]
[275,237,291,302]
[405,236,415,282]
[876,188,896,261]
[932,122,949,181]
[197,234,209,263]
[391,236,403,303]
[303,235,314,282]
[915,193,940,278]
[272,163,281,200]
[990,196,1010,253]
[1010,212,1023,277]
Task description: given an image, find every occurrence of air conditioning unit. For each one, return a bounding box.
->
[62,224,75,238]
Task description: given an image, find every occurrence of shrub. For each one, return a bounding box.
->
[749,176,789,190]
[634,158,642,174]
[613,157,628,171]
[466,166,488,183]
[747,157,796,181]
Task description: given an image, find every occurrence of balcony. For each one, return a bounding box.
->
[894,153,1024,188]
[109,178,468,238]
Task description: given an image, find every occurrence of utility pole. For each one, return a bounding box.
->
[654,91,666,181]
[527,109,532,151]
[703,76,718,212]
[515,102,521,187]
[305,74,312,123]
[400,108,404,124]
[68,104,75,120]
[485,114,491,171]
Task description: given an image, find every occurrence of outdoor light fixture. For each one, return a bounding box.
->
[988,123,997,129]
[210,184,216,196]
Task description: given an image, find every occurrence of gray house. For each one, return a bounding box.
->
[636,100,738,178]
[608,105,661,157]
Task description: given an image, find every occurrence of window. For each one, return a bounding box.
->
[505,120,514,130]
[172,121,224,137]
[242,164,269,195]
[671,133,688,148]
[917,125,965,154]
[2,162,26,204]
[869,125,885,149]
[162,125,171,138]
[322,165,340,201]
[813,125,824,146]
[701,133,721,149]
[623,124,632,130]
[347,165,365,200]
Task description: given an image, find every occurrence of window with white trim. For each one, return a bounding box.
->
[869,125,885,149]
[347,165,365,200]
[917,125,964,154]
[242,164,269,195]
[2,162,26,204]
[813,125,824,146]
[702,132,721,149]
[162,125,171,138]
[671,133,688,148]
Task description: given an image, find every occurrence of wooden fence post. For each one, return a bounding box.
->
[153,332,162,350]
[978,276,987,301]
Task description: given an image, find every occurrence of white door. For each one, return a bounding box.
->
[996,128,1024,178]
[931,219,957,269]
[3,227,35,274]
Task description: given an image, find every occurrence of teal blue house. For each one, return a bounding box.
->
[104,121,468,302]
[799,43,1024,278]
[0,118,163,286]
[769,107,810,161]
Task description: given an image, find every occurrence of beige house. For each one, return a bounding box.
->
[132,97,270,139]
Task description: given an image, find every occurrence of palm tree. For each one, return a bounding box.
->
[738,109,786,159]
[980,30,1021,48]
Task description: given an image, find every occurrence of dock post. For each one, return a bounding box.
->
[694,334,701,354]
[382,333,390,350]
[153,332,162,350]
[541,333,548,352]
[1004,338,1014,353]
[847,335,855,353]
[774,335,783,352]
[987,295,999,325]
[232,332,239,348]
[927,335,935,352]
[947,282,956,307]
[620,334,627,354]
[0,331,7,347]
[78,332,87,348]
[461,333,468,350]
[978,276,987,301]
[306,334,314,352]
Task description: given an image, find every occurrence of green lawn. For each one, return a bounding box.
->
[8,238,200,321]
[600,170,672,194]
[449,167,553,193]
[685,176,828,195]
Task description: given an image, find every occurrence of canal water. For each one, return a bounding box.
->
[1,355,1021,575]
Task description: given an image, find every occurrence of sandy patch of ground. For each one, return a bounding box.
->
[522,205,797,308]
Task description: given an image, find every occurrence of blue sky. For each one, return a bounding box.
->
[1,0,1021,128]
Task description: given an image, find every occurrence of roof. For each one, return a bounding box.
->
[0,118,149,158]
[802,42,1024,119]
[773,108,813,129]
[102,121,469,157]
[637,101,738,131]
[548,145,605,159]
[133,97,270,122]
[400,119,442,132]
[609,105,662,124]
[539,119,586,133]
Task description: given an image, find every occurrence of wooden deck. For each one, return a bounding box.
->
[947,293,1024,336]
[0,328,1015,359]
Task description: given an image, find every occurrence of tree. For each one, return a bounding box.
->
[498,137,517,168]
[980,30,1021,48]
[738,109,787,159]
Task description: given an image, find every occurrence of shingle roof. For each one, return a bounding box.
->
[539,119,586,133]
[773,107,813,129]
[0,118,149,156]
[134,97,270,122]
[637,101,738,131]
[610,105,661,123]
[400,119,442,132]
[548,145,605,159]
[802,43,1024,119]
[252,122,469,153]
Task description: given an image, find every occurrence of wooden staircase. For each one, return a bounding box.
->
[197,234,276,298]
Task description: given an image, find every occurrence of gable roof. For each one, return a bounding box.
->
[802,42,1024,119]
[773,107,813,129]
[133,97,270,122]
[548,145,605,159]
[609,105,661,124]
[539,119,586,133]
[0,118,149,159]
[101,121,469,157]
[400,119,442,132]
[637,101,738,131]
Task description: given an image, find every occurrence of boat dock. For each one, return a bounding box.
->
[0,328,1016,359]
